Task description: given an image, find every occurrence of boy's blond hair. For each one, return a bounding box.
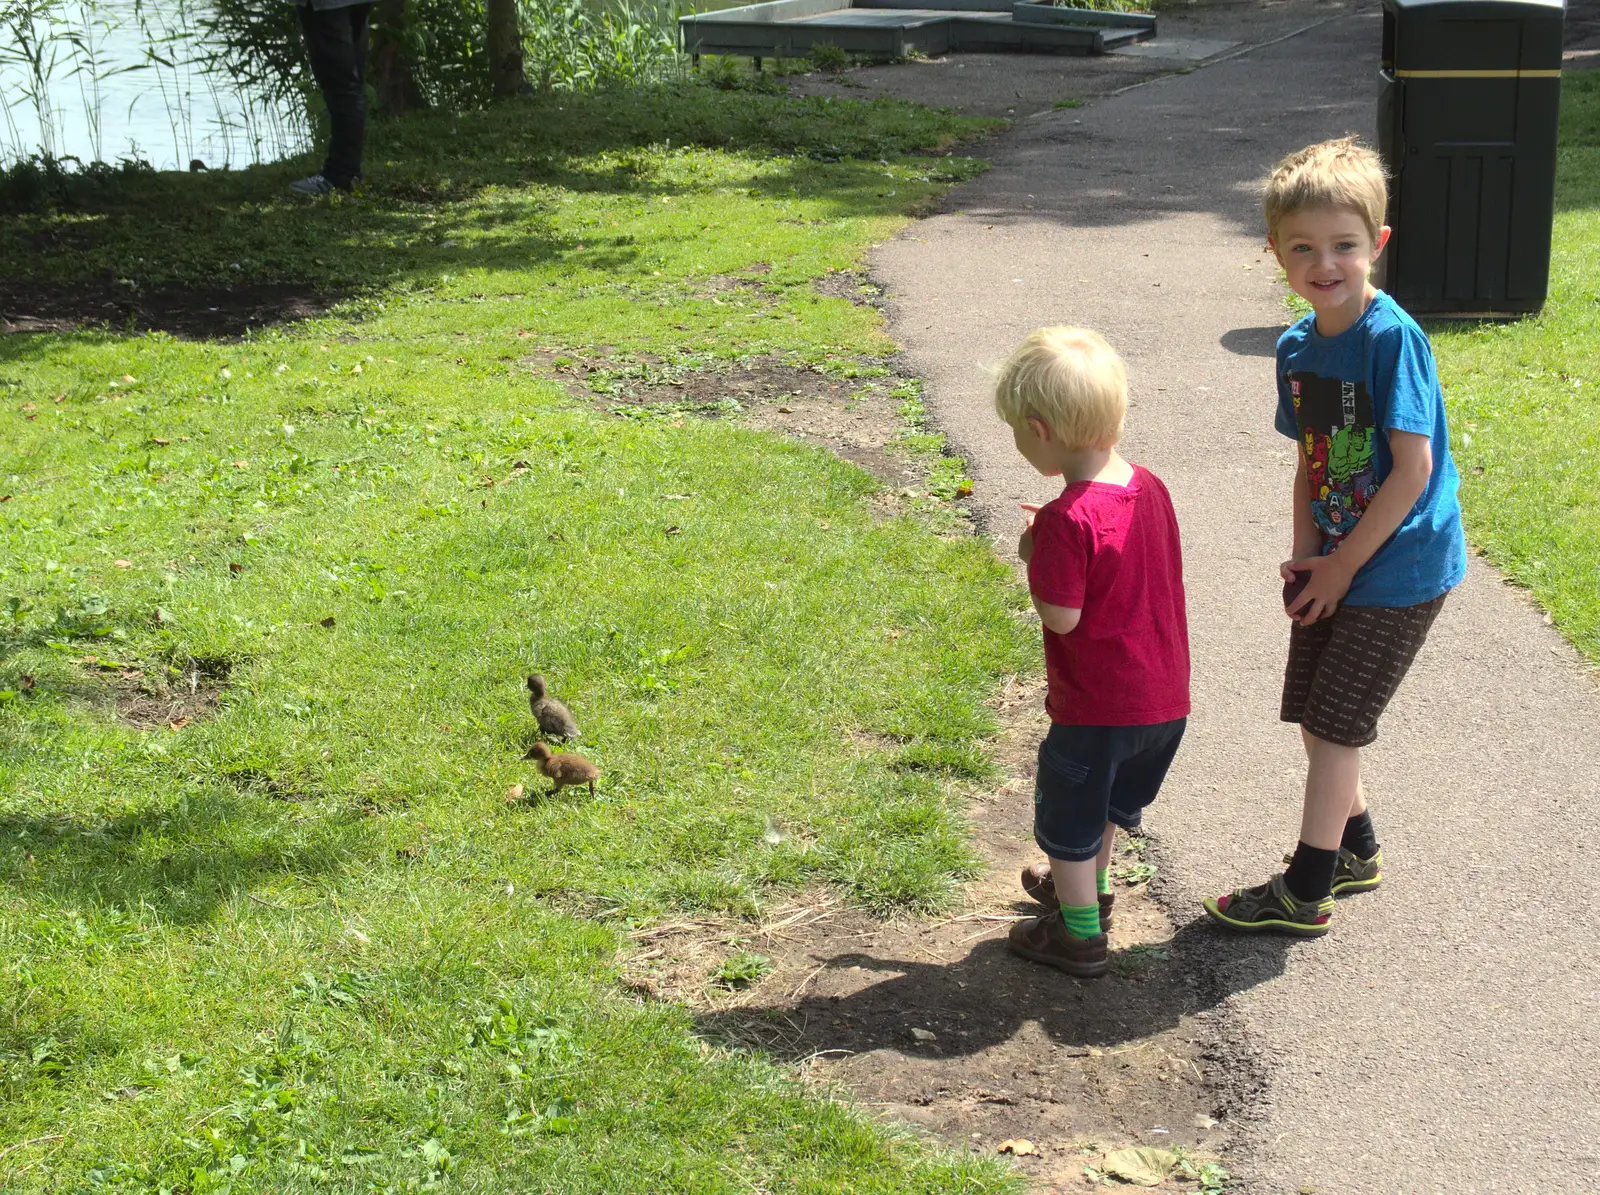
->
[1263,137,1388,243]
[993,326,1126,450]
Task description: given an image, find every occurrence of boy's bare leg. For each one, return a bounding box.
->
[1095,822,1117,874]
[1048,855,1098,911]
[1299,730,1362,851]
[1303,725,1366,819]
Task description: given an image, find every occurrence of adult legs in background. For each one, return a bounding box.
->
[297,3,373,189]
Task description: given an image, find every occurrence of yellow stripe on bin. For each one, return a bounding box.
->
[1393,68,1562,78]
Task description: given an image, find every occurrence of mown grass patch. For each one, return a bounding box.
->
[0,85,1031,1189]
[1431,71,1600,662]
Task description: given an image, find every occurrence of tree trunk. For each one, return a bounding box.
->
[486,0,529,98]
[368,0,427,114]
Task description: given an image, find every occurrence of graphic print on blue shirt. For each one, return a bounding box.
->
[1288,373,1377,544]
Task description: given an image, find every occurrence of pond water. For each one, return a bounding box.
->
[0,0,307,169]
[1,0,757,170]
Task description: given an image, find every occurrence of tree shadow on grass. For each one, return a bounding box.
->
[0,83,989,343]
[0,795,361,927]
[695,917,1292,1059]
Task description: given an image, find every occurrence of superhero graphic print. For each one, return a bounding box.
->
[1286,372,1378,543]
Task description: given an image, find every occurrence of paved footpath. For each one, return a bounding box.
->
[874,12,1600,1193]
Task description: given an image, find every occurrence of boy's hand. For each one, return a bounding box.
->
[1018,503,1041,565]
[1282,552,1354,624]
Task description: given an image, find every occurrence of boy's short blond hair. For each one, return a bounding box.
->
[993,326,1127,450]
[1263,137,1388,243]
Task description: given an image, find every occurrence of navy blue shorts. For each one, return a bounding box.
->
[1033,718,1187,861]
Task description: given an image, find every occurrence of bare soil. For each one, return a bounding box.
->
[622,677,1252,1191]
[0,280,333,340]
[525,351,927,489]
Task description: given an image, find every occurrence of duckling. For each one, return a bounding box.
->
[527,673,580,740]
[523,742,598,797]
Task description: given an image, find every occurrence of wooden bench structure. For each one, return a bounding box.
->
[679,0,1157,61]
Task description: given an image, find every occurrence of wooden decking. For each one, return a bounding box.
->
[679,0,1157,60]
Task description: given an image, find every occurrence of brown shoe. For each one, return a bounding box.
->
[1007,913,1109,978]
[1020,861,1115,932]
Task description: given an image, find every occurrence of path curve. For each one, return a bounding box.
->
[873,13,1600,1193]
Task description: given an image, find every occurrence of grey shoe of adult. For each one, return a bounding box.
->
[289,173,336,197]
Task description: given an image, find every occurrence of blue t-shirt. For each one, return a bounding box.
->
[1274,291,1467,608]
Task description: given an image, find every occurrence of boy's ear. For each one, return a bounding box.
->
[1026,414,1052,442]
[1374,225,1393,256]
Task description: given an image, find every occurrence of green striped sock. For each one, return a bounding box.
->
[1096,868,1111,895]
[1061,903,1102,940]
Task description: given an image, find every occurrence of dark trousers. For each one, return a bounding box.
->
[297,3,373,188]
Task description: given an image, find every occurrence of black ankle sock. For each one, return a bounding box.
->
[1341,811,1379,860]
[1283,841,1338,903]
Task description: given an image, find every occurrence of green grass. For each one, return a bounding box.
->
[0,85,1032,1189]
[1431,72,1600,661]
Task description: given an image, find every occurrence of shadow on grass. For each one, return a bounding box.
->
[0,795,361,926]
[0,82,990,341]
[695,917,1291,1057]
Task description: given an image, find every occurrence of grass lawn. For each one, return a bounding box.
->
[0,85,1036,1189]
[1431,71,1600,662]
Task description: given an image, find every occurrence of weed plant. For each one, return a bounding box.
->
[0,83,1030,1189]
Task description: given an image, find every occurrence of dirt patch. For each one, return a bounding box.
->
[813,269,880,307]
[0,279,334,340]
[528,354,928,489]
[75,656,230,731]
[621,675,1267,1191]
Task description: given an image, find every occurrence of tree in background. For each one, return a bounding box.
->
[486,0,529,96]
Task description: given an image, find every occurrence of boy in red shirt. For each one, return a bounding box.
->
[995,327,1191,978]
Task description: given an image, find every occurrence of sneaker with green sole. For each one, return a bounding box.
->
[1203,872,1333,937]
[1279,847,1383,896]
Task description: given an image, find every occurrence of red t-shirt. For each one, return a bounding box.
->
[1027,464,1190,726]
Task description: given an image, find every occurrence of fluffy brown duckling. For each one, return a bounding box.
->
[527,674,580,740]
[524,742,598,797]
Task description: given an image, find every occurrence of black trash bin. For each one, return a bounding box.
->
[1377,0,1566,318]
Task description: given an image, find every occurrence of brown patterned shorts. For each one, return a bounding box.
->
[1280,594,1447,748]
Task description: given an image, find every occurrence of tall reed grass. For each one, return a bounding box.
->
[0,0,685,170]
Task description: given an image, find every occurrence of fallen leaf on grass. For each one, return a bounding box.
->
[150,438,170,446]
[229,563,243,574]
[113,559,132,569]
[232,460,249,469]
[320,616,336,628]
[503,784,525,803]
[996,1139,1039,1157]
[168,717,190,731]
[1102,1147,1180,1186]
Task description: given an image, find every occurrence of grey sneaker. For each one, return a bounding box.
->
[1280,847,1383,896]
[1203,872,1333,937]
[289,174,335,197]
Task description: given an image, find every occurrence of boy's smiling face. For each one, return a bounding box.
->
[1270,205,1392,334]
